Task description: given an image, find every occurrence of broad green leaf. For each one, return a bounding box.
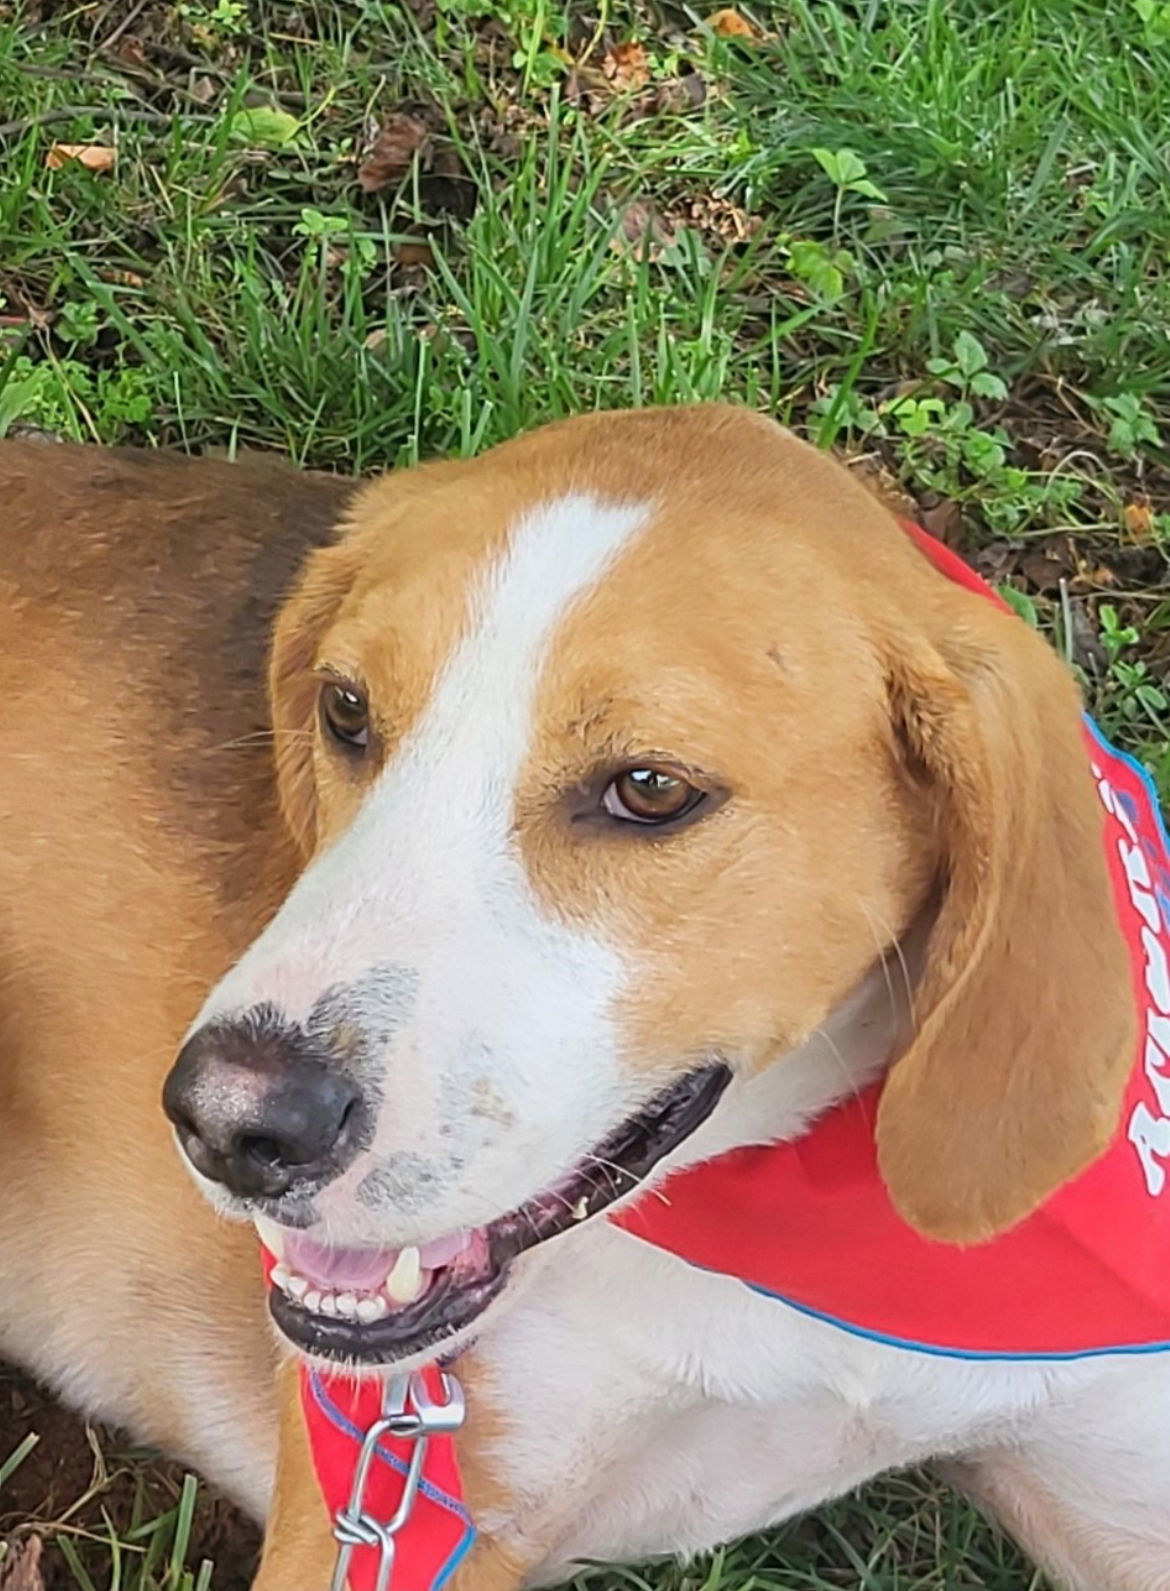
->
[228,106,301,148]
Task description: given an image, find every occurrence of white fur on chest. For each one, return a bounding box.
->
[472,1220,1106,1583]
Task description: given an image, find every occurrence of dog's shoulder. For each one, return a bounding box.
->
[0,438,352,611]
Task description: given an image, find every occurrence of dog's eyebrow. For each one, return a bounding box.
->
[313,661,368,689]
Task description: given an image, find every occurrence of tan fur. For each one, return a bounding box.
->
[875,609,1134,1240]
[943,1455,1170,1591]
[252,1359,338,1591]
[0,440,353,1508]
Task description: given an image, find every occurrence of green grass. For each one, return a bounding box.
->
[0,1419,223,1591]
[2,0,1169,1585]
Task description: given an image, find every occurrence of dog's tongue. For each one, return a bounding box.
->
[279,1229,475,1291]
[284,1233,400,1291]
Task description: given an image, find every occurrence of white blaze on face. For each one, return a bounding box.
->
[195,493,653,1240]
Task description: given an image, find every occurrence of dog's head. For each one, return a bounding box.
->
[163,406,1133,1367]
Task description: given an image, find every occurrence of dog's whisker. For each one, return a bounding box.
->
[583,1153,636,1195]
[858,900,917,1044]
[808,1022,863,1108]
[200,728,315,755]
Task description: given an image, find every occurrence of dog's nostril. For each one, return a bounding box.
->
[240,1133,286,1170]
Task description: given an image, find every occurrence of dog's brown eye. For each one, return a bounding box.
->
[320,682,370,751]
[603,768,705,826]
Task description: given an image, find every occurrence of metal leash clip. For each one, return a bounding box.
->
[330,1369,466,1591]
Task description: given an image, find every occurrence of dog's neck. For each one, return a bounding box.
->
[669,914,931,1173]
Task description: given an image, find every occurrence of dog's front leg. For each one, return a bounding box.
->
[444,1539,530,1591]
[251,1357,337,1591]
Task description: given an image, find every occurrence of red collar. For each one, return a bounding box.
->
[278,521,1170,1589]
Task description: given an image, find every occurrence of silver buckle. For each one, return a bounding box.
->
[329,1369,466,1591]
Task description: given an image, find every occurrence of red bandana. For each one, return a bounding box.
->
[272,522,1170,1589]
[299,1364,473,1589]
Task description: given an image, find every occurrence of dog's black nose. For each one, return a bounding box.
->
[163,1015,364,1199]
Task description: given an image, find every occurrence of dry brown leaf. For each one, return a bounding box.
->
[358,113,430,193]
[654,72,707,114]
[1019,548,1073,594]
[564,64,610,115]
[602,40,650,93]
[394,239,435,268]
[1083,563,1118,587]
[0,1535,45,1591]
[845,454,915,519]
[970,541,1021,587]
[1123,500,1156,543]
[476,100,538,158]
[45,143,116,173]
[708,7,759,39]
[429,140,463,181]
[1066,595,1108,675]
[113,34,147,68]
[682,191,761,244]
[611,198,677,262]
[917,498,964,548]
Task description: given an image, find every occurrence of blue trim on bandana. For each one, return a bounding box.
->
[746,1283,1170,1362]
[308,1373,476,1587]
[1083,713,1170,865]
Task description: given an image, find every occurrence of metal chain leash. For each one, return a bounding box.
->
[330,1369,466,1591]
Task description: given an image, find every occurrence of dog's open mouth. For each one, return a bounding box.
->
[262,1063,730,1365]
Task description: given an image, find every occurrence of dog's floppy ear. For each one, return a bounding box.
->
[875,599,1135,1244]
[268,538,361,859]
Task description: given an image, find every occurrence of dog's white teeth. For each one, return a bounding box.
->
[385,1245,423,1304]
[272,1253,435,1318]
[272,1265,394,1326]
[253,1215,287,1260]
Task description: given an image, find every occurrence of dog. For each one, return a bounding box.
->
[4,407,1170,1591]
